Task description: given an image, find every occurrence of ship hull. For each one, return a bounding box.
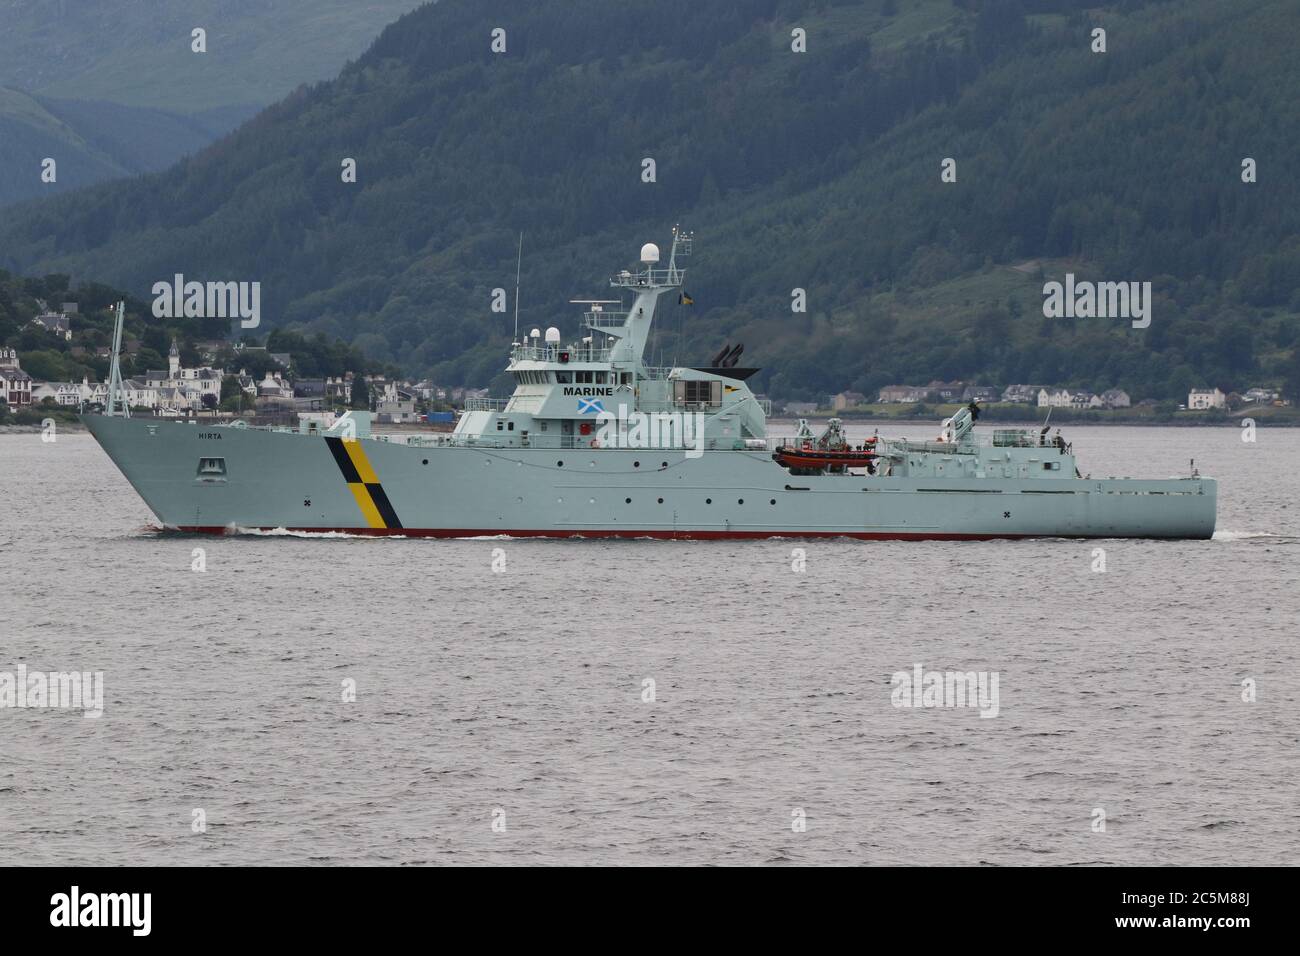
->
[84,415,1218,540]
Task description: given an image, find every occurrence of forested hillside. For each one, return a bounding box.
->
[2,0,1297,401]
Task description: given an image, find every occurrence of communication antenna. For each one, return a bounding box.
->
[513,231,523,341]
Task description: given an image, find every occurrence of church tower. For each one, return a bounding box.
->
[168,338,180,378]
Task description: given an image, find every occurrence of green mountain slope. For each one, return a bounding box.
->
[0,0,427,206]
[2,0,1298,401]
[0,87,130,200]
[0,87,248,206]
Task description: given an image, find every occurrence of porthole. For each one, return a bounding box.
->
[770,499,776,505]
[625,497,632,504]
[706,498,712,504]
[422,459,428,465]
[557,461,564,467]
[634,461,640,468]
[661,461,668,468]
[657,497,664,504]
[738,499,744,505]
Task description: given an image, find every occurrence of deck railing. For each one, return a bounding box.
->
[510,344,613,363]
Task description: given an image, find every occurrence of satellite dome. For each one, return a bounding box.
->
[640,242,660,264]
[530,328,541,339]
[544,327,561,344]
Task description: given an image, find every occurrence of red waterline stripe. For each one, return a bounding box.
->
[173,525,1053,541]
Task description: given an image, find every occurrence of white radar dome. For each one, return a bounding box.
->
[544,327,561,344]
[530,328,541,339]
[640,242,660,264]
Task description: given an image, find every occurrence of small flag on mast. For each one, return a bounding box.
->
[678,291,694,305]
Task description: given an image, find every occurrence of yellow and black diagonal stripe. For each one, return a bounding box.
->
[325,436,403,529]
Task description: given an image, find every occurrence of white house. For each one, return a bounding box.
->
[123,380,159,409]
[257,371,293,399]
[376,398,418,423]
[878,385,928,404]
[141,340,224,409]
[79,377,109,406]
[1002,385,1045,404]
[1188,388,1226,410]
[31,382,83,406]
[1037,388,1072,408]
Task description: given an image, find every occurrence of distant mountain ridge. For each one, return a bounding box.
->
[2,0,1298,402]
[0,87,252,206]
[0,0,427,206]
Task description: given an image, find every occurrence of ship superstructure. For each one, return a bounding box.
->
[84,228,1216,539]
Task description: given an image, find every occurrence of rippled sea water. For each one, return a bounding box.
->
[1,423,1296,865]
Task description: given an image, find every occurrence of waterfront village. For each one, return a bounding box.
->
[0,305,1289,427]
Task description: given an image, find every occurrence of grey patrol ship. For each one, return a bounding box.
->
[85,227,1216,539]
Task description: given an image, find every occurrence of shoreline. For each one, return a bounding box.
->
[1,417,1289,435]
[769,415,1292,427]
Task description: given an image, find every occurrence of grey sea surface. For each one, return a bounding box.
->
[0,423,1296,866]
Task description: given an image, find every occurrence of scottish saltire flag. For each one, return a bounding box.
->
[577,398,605,414]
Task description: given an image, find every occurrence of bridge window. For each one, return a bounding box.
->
[674,379,721,406]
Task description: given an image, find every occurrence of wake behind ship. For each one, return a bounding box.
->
[85,228,1216,540]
